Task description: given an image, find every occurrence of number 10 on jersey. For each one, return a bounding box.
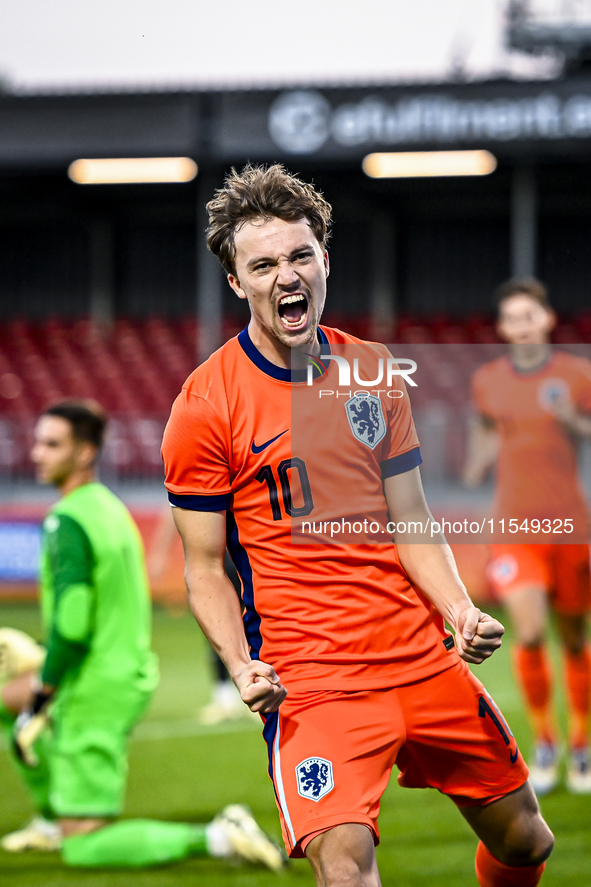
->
[255,458,314,520]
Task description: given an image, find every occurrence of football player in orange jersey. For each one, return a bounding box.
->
[163,165,553,887]
[464,278,591,796]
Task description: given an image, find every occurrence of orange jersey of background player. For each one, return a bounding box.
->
[162,325,457,693]
[471,350,591,540]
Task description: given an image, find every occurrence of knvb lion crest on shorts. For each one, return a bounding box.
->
[345,395,386,450]
[296,756,334,802]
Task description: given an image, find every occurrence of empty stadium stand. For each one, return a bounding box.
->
[1,314,591,479]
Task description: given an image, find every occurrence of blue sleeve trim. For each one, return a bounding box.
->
[168,491,231,511]
[381,447,423,479]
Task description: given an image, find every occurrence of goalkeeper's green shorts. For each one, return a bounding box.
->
[49,687,153,818]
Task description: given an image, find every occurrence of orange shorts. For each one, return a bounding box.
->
[488,544,591,616]
[262,660,527,858]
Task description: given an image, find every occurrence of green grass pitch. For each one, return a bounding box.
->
[1,603,590,886]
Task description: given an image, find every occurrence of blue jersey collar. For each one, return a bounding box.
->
[238,326,330,382]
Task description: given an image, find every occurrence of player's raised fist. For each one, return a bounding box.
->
[234,660,287,714]
[455,607,505,665]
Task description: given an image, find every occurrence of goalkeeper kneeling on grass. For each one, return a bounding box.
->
[0,399,284,872]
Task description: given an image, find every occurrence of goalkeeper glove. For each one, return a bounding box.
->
[13,687,53,767]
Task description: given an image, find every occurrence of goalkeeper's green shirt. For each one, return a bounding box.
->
[39,482,158,716]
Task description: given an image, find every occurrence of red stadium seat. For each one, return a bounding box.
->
[1,311,590,480]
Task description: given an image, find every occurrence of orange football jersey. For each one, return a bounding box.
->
[162,326,457,691]
[472,350,591,541]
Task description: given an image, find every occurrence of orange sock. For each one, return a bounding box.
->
[566,646,591,749]
[475,842,546,887]
[514,645,556,744]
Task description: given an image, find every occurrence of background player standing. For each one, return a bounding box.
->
[0,399,284,871]
[464,279,591,795]
[163,164,554,887]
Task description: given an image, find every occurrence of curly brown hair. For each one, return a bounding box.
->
[206,163,333,276]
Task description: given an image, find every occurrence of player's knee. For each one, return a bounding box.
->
[534,825,555,865]
[565,638,585,655]
[496,814,554,867]
[561,628,587,655]
[307,825,378,887]
[313,856,370,887]
[556,615,587,654]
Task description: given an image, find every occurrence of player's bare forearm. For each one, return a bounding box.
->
[396,540,504,663]
[184,559,250,675]
[173,506,287,712]
[384,468,504,664]
[184,563,285,711]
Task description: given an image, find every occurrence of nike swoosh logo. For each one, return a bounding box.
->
[510,748,518,764]
[251,430,288,454]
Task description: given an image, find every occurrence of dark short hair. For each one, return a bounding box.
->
[206,163,333,276]
[495,278,552,312]
[43,399,108,449]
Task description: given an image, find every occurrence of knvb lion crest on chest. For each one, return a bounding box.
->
[345,395,386,450]
[296,757,334,802]
[537,377,571,413]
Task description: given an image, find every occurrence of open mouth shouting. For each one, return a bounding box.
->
[277,293,309,332]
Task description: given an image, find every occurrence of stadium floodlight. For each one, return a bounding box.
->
[68,157,198,185]
[362,150,497,178]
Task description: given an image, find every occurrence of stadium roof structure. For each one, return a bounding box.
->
[508,0,591,72]
[2,72,591,169]
[2,69,591,365]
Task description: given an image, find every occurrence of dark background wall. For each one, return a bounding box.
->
[1,159,590,321]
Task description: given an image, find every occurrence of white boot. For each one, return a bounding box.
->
[1,817,62,852]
